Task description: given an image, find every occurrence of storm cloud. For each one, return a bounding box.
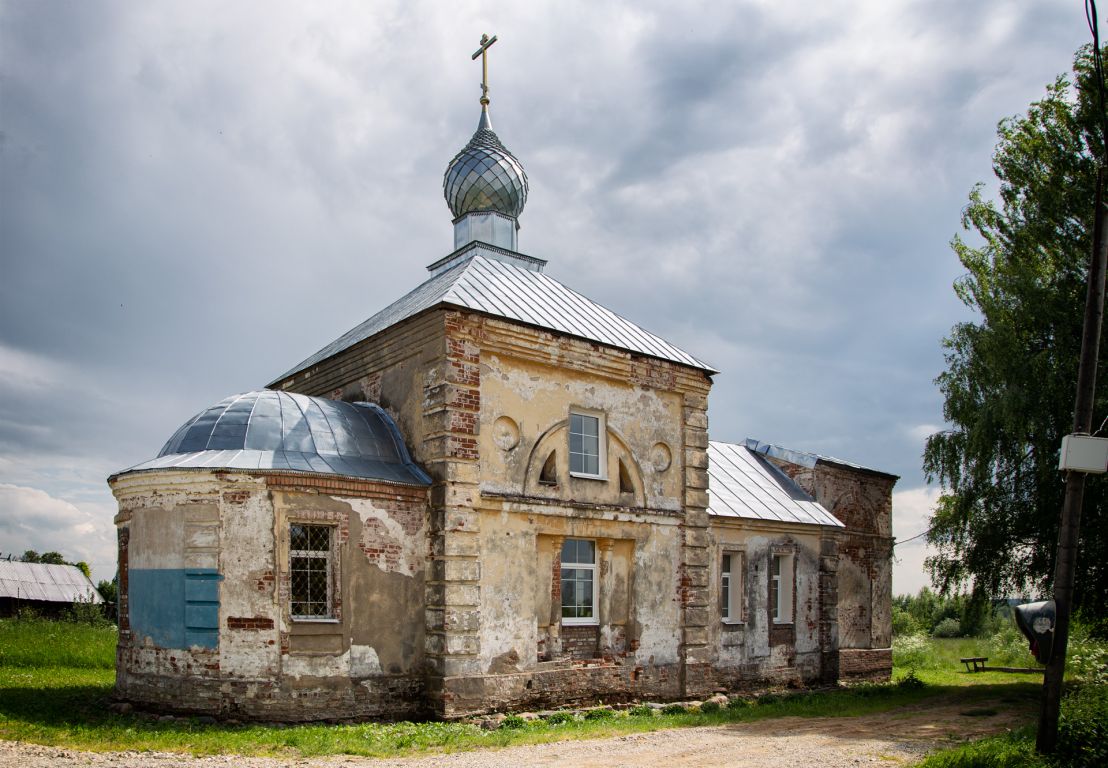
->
[0,1,1091,586]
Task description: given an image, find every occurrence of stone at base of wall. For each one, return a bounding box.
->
[116,671,426,722]
[838,648,892,681]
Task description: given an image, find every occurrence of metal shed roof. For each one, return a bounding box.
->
[0,561,104,604]
[708,440,844,527]
[743,438,899,480]
[271,243,714,385]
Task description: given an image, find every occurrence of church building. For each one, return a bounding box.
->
[108,38,896,721]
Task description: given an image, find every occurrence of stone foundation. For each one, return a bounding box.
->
[838,648,892,681]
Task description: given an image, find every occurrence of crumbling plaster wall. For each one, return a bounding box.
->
[707,522,828,686]
[111,470,430,720]
[769,458,896,680]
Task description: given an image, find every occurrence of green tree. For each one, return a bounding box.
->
[924,45,1108,619]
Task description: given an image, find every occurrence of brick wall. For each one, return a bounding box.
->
[561,625,600,660]
[838,648,892,680]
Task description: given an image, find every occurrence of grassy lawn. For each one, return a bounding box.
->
[0,619,1057,759]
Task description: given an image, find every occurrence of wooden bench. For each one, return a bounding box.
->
[961,656,988,673]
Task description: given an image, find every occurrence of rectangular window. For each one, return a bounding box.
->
[770,552,794,624]
[560,538,598,625]
[569,411,603,477]
[722,551,743,622]
[290,524,333,620]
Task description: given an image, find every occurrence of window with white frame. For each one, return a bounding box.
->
[569,411,605,478]
[560,538,598,625]
[770,552,794,624]
[721,551,744,623]
[290,524,334,620]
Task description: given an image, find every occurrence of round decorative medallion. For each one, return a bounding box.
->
[650,442,672,472]
[493,415,520,451]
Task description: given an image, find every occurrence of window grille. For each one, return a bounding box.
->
[290,524,333,619]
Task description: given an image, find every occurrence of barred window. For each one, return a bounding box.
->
[290,524,333,620]
[560,538,597,625]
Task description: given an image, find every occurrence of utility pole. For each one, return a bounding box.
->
[1037,164,1108,753]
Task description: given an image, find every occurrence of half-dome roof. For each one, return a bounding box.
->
[443,110,528,219]
[112,391,430,486]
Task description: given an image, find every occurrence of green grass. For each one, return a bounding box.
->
[0,617,116,669]
[0,620,1053,759]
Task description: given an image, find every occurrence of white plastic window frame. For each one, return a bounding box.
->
[721,550,744,624]
[289,523,337,622]
[568,409,607,480]
[770,552,795,625]
[560,538,599,626]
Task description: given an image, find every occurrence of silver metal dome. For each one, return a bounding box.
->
[443,109,528,220]
[113,391,431,486]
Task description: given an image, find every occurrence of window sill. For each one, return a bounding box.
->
[561,619,599,627]
[771,620,794,626]
[569,472,608,481]
[291,617,340,624]
[721,618,745,626]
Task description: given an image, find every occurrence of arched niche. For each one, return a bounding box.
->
[523,420,646,507]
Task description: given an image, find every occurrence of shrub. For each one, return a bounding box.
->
[1067,637,1108,685]
[727,697,752,709]
[660,703,687,715]
[893,633,930,669]
[582,707,614,720]
[627,705,654,717]
[893,606,923,637]
[897,670,925,691]
[543,710,576,724]
[986,621,1033,667]
[498,714,526,730]
[933,618,962,638]
[1054,684,1108,768]
[699,700,721,714]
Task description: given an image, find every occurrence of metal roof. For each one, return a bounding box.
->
[743,439,899,480]
[272,243,715,384]
[707,441,844,527]
[113,391,431,487]
[0,561,104,604]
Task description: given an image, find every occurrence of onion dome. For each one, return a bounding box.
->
[111,390,430,486]
[443,108,528,220]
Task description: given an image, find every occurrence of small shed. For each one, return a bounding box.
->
[0,561,104,616]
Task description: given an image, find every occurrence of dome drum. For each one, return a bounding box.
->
[453,210,518,251]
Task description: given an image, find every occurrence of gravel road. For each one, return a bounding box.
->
[0,696,1031,768]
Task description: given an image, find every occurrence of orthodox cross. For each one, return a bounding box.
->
[471,33,498,106]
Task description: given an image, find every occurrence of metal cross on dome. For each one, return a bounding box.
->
[471,33,498,106]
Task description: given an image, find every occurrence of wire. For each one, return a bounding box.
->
[1089,1,1108,157]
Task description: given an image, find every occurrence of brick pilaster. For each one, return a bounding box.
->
[679,389,713,696]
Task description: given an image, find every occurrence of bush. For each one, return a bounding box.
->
[627,705,655,717]
[727,697,752,709]
[699,700,721,714]
[498,714,527,730]
[933,618,963,638]
[1054,684,1108,768]
[582,707,614,720]
[893,606,923,637]
[897,670,925,691]
[892,633,930,669]
[660,703,687,715]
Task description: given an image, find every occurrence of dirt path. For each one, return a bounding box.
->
[0,696,1033,768]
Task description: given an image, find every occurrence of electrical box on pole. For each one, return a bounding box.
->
[1058,434,1108,473]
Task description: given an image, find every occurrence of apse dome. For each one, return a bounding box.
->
[114,390,430,486]
[443,111,528,220]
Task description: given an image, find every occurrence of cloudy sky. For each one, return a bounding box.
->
[0,1,1093,591]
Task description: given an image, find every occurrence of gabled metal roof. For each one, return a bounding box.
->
[271,243,715,385]
[112,391,431,487]
[0,561,104,604]
[708,440,844,528]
